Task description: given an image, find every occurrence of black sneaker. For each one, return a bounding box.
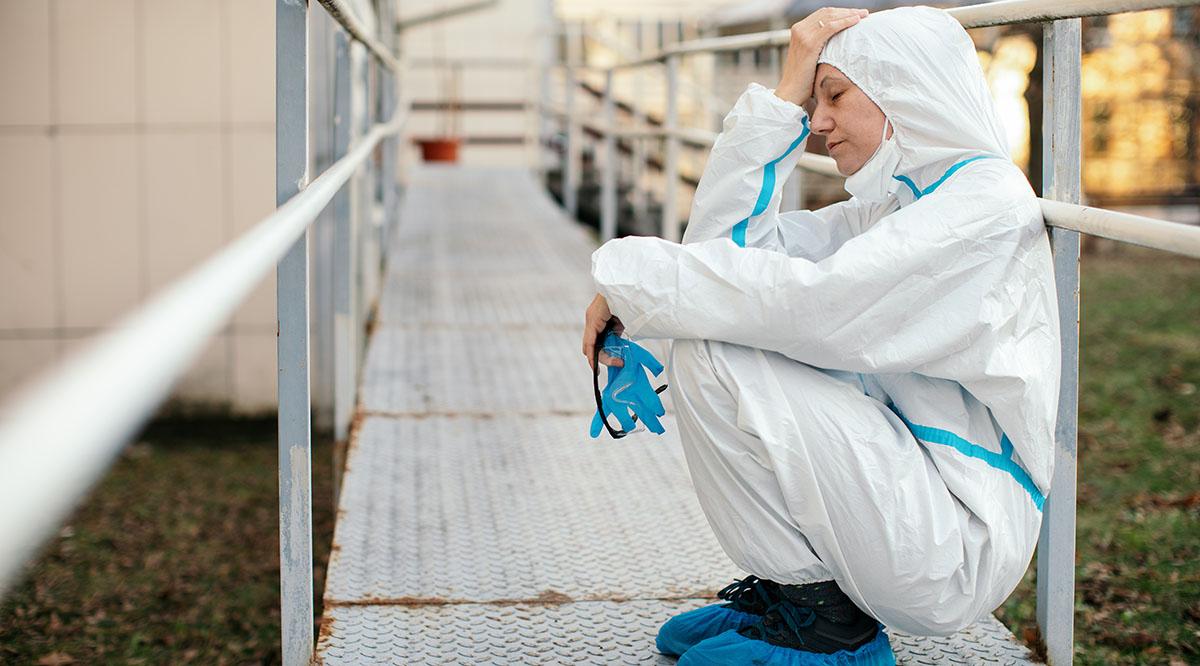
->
[736,580,881,653]
[716,575,781,615]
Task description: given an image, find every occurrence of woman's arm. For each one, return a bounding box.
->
[593,187,1038,375]
[681,83,812,251]
[682,8,869,256]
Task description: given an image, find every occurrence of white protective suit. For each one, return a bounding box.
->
[591,7,1061,636]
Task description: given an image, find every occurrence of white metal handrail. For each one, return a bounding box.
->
[317,0,403,71]
[1042,200,1200,258]
[555,109,1200,255]
[397,0,500,32]
[613,0,1200,68]
[0,104,409,596]
[547,1,1200,664]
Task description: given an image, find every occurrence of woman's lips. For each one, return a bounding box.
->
[828,140,843,152]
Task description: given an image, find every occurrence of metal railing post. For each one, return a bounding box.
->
[275,1,314,664]
[631,21,648,229]
[333,31,354,484]
[564,63,580,216]
[539,63,552,173]
[350,44,368,371]
[1037,17,1081,666]
[381,65,397,253]
[631,132,646,231]
[601,69,618,240]
[360,56,376,327]
[662,54,680,242]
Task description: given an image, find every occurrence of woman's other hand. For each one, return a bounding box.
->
[583,294,624,370]
[775,7,868,106]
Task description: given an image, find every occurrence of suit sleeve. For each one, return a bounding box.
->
[594,189,1032,375]
[682,82,867,261]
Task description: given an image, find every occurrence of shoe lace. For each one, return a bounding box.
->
[742,601,817,647]
[717,576,774,613]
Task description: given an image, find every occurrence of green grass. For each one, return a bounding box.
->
[996,246,1200,665]
[0,418,335,665]
[0,248,1197,664]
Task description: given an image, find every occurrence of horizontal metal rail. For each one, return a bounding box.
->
[613,122,1200,253]
[408,56,533,69]
[1041,199,1200,258]
[317,0,403,71]
[615,0,1199,68]
[950,0,1198,28]
[0,105,409,598]
[397,0,499,31]
[568,105,1200,252]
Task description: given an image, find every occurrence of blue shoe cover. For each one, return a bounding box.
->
[677,625,896,666]
[656,604,761,657]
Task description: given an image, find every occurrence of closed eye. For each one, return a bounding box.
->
[832,91,844,102]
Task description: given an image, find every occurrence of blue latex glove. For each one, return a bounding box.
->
[590,333,667,438]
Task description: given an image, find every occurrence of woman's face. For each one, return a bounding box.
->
[810,63,891,176]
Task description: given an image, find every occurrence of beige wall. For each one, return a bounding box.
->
[0,0,277,414]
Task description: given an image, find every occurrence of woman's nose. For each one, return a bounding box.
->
[810,105,834,134]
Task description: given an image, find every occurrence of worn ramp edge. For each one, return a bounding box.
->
[315,603,1037,665]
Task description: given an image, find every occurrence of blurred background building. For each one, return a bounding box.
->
[2,0,1198,415]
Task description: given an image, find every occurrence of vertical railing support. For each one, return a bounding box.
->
[275,1,314,664]
[1037,17,1081,666]
[662,54,680,242]
[601,69,617,241]
[631,21,648,229]
[379,1,398,253]
[564,58,578,216]
[768,20,784,74]
[381,64,397,255]
[332,31,354,507]
[350,45,370,371]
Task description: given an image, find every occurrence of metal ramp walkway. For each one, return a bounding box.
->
[314,166,1039,664]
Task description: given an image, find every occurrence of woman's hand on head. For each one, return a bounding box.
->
[775,7,868,106]
[583,294,624,371]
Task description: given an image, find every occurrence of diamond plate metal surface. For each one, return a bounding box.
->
[318,166,1042,665]
[889,618,1039,664]
[325,415,738,604]
[318,600,710,664]
[360,326,597,415]
[317,603,1036,665]
[379,272,594,326]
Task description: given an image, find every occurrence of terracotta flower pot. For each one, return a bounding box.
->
[415,137,461,162]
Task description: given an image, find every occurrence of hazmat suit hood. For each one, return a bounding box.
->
[818,6,1010,197]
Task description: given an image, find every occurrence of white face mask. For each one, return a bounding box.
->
[843,118,902,203]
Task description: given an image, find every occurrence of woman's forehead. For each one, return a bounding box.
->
[816,64,851,88]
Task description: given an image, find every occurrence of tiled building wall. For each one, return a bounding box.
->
[0,0,277,414]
